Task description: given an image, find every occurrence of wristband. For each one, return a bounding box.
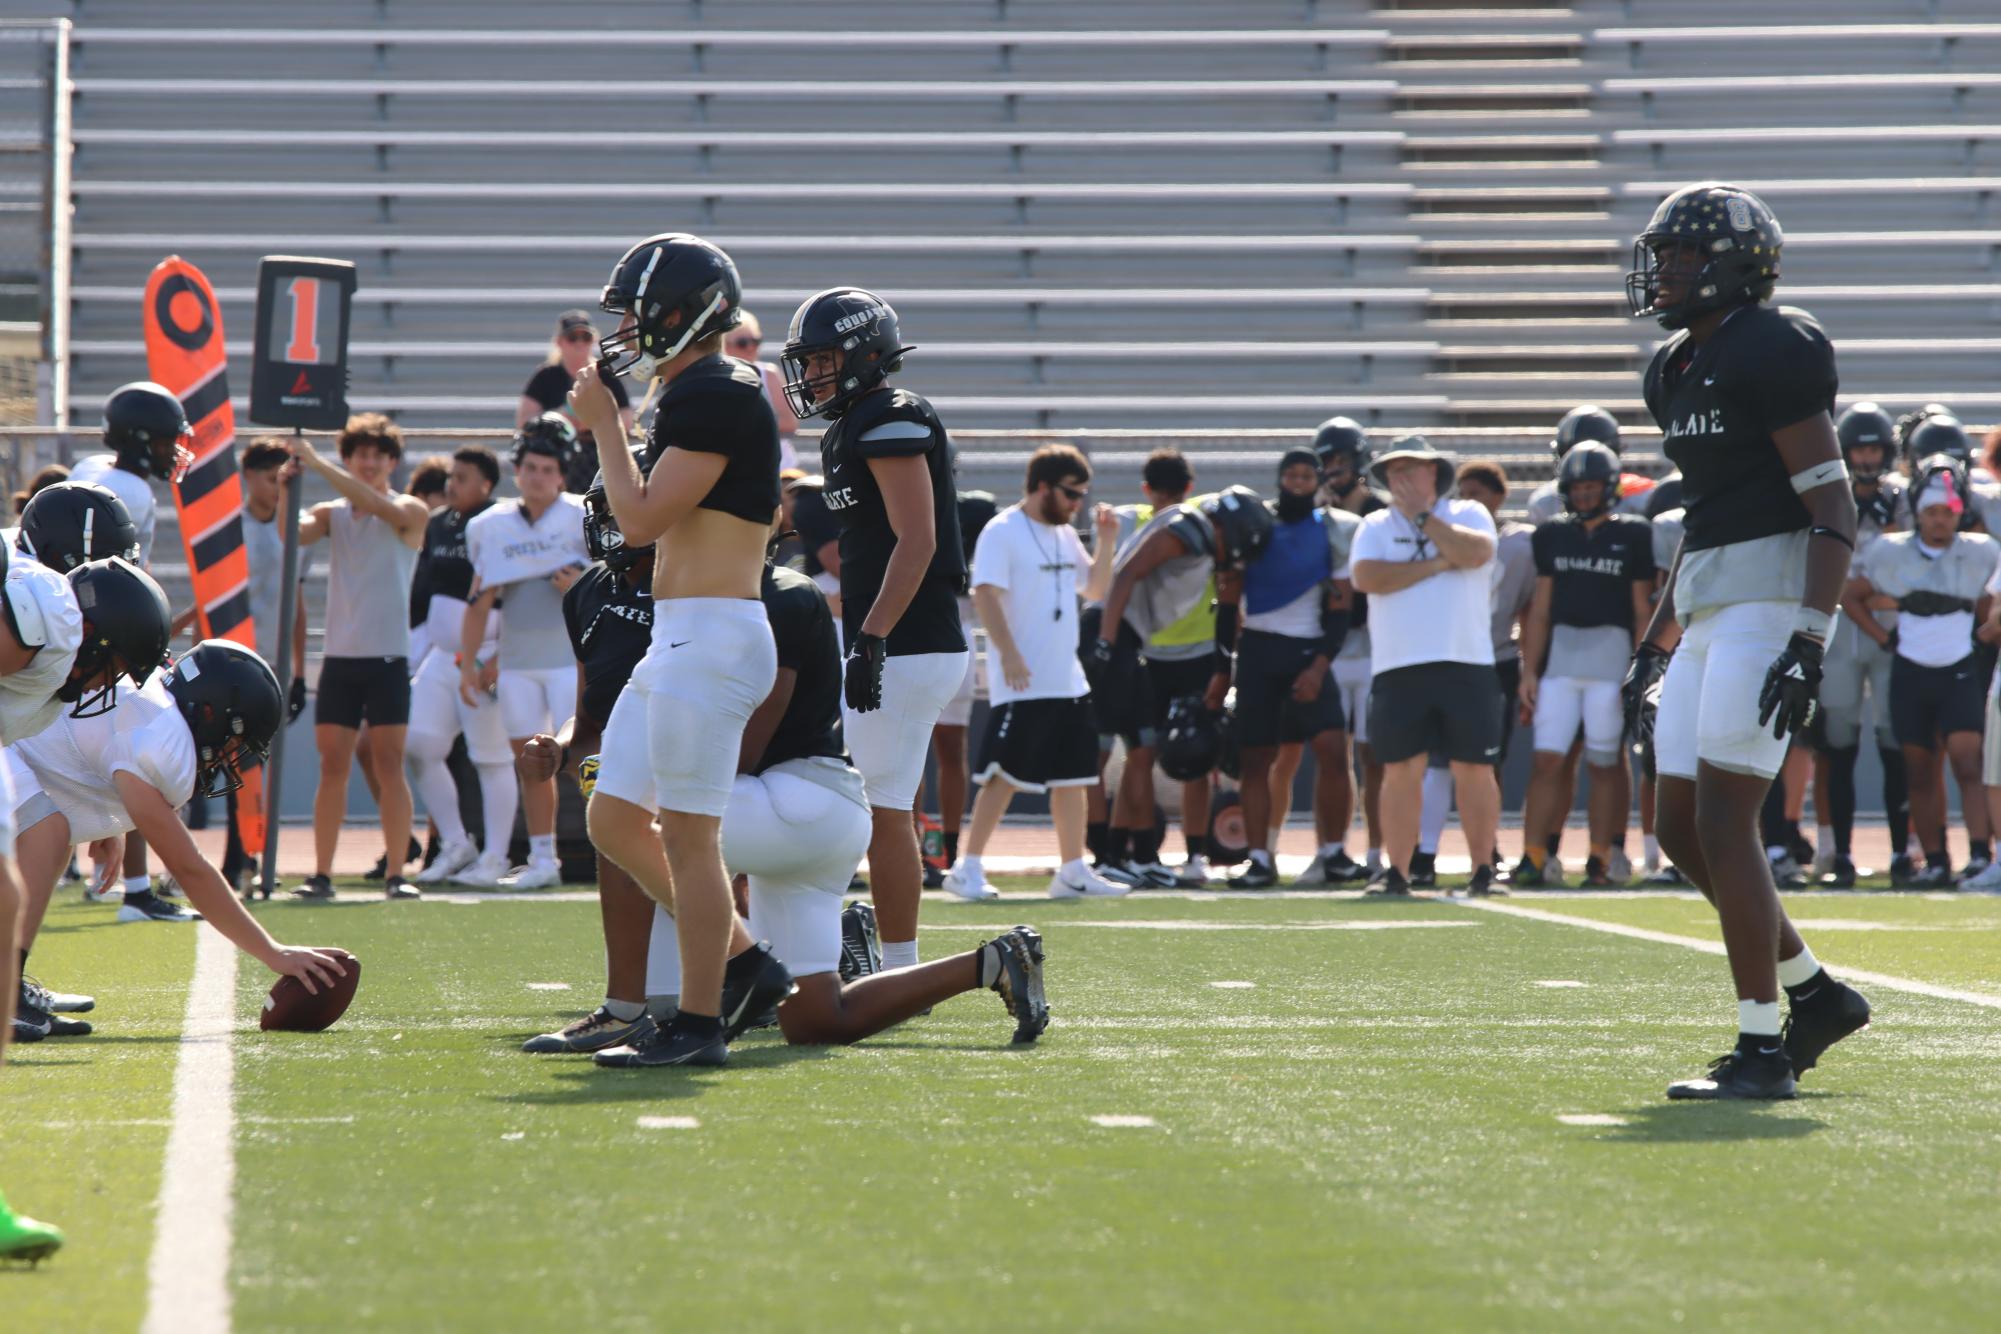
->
[1792,606,1834,642]
[1791,459,1848,494]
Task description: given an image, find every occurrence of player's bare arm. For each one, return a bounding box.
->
[857,454,937,638]
[291,441,427,544]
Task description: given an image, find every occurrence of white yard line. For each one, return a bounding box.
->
[1459,898,2001,1011]
[142,927,240,1334]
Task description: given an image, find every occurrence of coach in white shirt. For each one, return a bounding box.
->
[942,444,1123,902]
[1349,435,1502,895]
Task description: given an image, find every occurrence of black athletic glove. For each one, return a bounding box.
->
[1897,590,1976,617]
[1085,637,1115,670]
[1757,632,1826,740]
[287,676,308,723]
[844,632,888,713]
[1621,642,1671,743]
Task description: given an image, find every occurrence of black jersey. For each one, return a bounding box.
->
[1643,304,1837,553]
[791,484,840,577]
[957,489,999,567]
[1531,513,1655,630]
[646,354,781,525]
[561,565,653,726]
[418,501,490,604]
[756,563,847,774]
[818,386,967,655]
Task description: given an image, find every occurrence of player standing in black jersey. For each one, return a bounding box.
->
[1622,183,1871,1099]
[781,289,966,976]
[570,232,786,1069]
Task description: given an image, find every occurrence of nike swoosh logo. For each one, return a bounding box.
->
[1703,377,1717,386]
[669,640,690,648]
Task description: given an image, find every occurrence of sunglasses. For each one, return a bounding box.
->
[561,329,596,344]
[1056,482,1089,502]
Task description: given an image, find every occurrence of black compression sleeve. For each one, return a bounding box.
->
[1318,606,1349,660]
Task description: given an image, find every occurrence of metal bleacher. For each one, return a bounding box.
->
[10,0,2001,504]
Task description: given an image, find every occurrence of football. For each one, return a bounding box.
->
[259,949,361,1033]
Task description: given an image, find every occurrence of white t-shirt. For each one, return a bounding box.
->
[467,495,588,672]
[0,552,84,746]
[969,504,1090,705]
[10,673,195,841]
[1350,497,1497,675]
[68,454,158,566]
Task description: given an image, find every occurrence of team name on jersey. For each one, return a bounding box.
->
[496,535,569,561]
[1662,408,1726,442]
[824,486,857,510]
[1552,554,1629,577]
[600,600,651,628]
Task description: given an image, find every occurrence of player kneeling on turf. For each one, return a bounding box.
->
[7,640,348,1036]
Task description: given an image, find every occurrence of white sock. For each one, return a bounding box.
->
[1249,847,1273,867]
[409,757,468,846]
[1419,767,1454,854]
[1366,848,1382,872]
[475,761,517,863]
[1765,844,1789,863]
[958,853,984,876]
[604,997,645,1022]
[1318,841,1343,860]
[1642,833,1660,869]
[1060,857,1089,880]
[881,939,919,971]
[1777,945,1821,990]
[124,873,150,896]
[529,833,556,864]
[645,906,682,998]
[1816,824,1833,859]
[1738,999,1782,1037]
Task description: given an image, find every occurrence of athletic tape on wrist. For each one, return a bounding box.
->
[1792,606,1834,641]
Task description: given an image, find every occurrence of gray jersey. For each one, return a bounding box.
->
[243,509,313,675]
[1860,530,1999,605]
[1110,502,1217,663]
[322,500,417,659]
[1489,520,1536,663]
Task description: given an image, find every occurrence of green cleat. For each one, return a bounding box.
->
[0,1192,64,1265]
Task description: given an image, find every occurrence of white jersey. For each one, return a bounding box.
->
[0,551,84,745]
[68,454,159,565]
[466,495,588,672]
[9,673,195,841]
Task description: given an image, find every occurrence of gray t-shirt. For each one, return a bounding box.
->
[322,500,417,659]
[244,509,313,675]
[1111,501,1217,663]
[1489,520,1536,663]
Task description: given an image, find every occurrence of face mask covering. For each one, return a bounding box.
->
[1275,490,1315,522]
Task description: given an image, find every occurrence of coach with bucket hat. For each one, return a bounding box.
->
[1348,434,1504,896]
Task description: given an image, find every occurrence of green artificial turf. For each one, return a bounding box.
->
[10,879,2001,1330]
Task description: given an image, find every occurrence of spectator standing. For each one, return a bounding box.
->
[725,311,802,471]
[1348,436,1502,896]
[1456,461,1536,779]
[928,487,1000,885]
[519,309,633,490]
[289,414,428,901]
[944,445,1122,901]
[1314,419,1389,880]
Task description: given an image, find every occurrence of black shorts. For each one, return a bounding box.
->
[1368,660,1504,766]
[316,655,412,729]
[976,696,1101,793]
[1890,654,1985,748]
[1233,630,1342,748]
[1494,657,1521,767]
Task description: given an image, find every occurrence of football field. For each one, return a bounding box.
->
[8,879,2001,1331]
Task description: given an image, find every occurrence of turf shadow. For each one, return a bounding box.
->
[490,1044,830,1105]
[1601,1101,1831,1144]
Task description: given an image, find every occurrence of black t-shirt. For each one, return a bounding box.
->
[561,564,654,726]
[1643,304,1836,553]
[418,501,489,605]
[523,363,630,415]
[818,386,967,655]
[957,489,999,568]
[646,355,782,525]
[1531,513,1655,630]
[791,485,841,577]
[756,564,847,773]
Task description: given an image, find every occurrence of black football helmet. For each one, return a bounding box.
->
[1552,405,1622,459]
[166,639,284,797]
[1836,402,1897,480]
[102,381,194,482]
[1908,452,1972,523]
[583,446,651,573]
[780,288,913,421]
[1558,442,1622,519]
[1158,695,1222,783]
[1197,486,1274,569]
[512,411,578,471]
[1311,416,1368,469]
[1626,183,1783,329]
[596,233,743,380]
[18,481,141,572]
[1903,412,1971,467]
[61,557,171,718]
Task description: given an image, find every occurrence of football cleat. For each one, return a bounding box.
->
[117,891,201,923]
[449,855,509,889]
[522,1006,653,1054]
[839,901,882,983]
[1768,853,1808,889]
[364,838,424,882]
[0,1195,63,1266]
[921,863,945,890]
[1958,855,1994,887]
[1607,847,1634,883]
[1910,862,1954,890]
[1048,865,1130,899]
[592,1014,728,1068]
[21,976,91,1015]
[943,861,997,902]
[1174,855,1210,887]
[1782,978,1871,1076]
[500,861,561,891]
[384,876,421,901]
[1506,856,1547,888]
[289,874,336,901]
[155,874,186,900]
[1465,864,1506,898]
[1961,858,2001,893]
[1408,851,1438,889]
[720,941,797,1041]
[11,1015,47,1043]
[1642,864,1688,887]
[16,984,90,1038]
[1888,852,1919,886]
[988,925,1049,1045]
[1227,856,1279,890]
[1667,1046,1797,1100]
[415,838,479,886]
[1364,866,1412,897]
[1582,856,1614,888]
[1127,860,1179,889]
[1819,855,1859,890]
